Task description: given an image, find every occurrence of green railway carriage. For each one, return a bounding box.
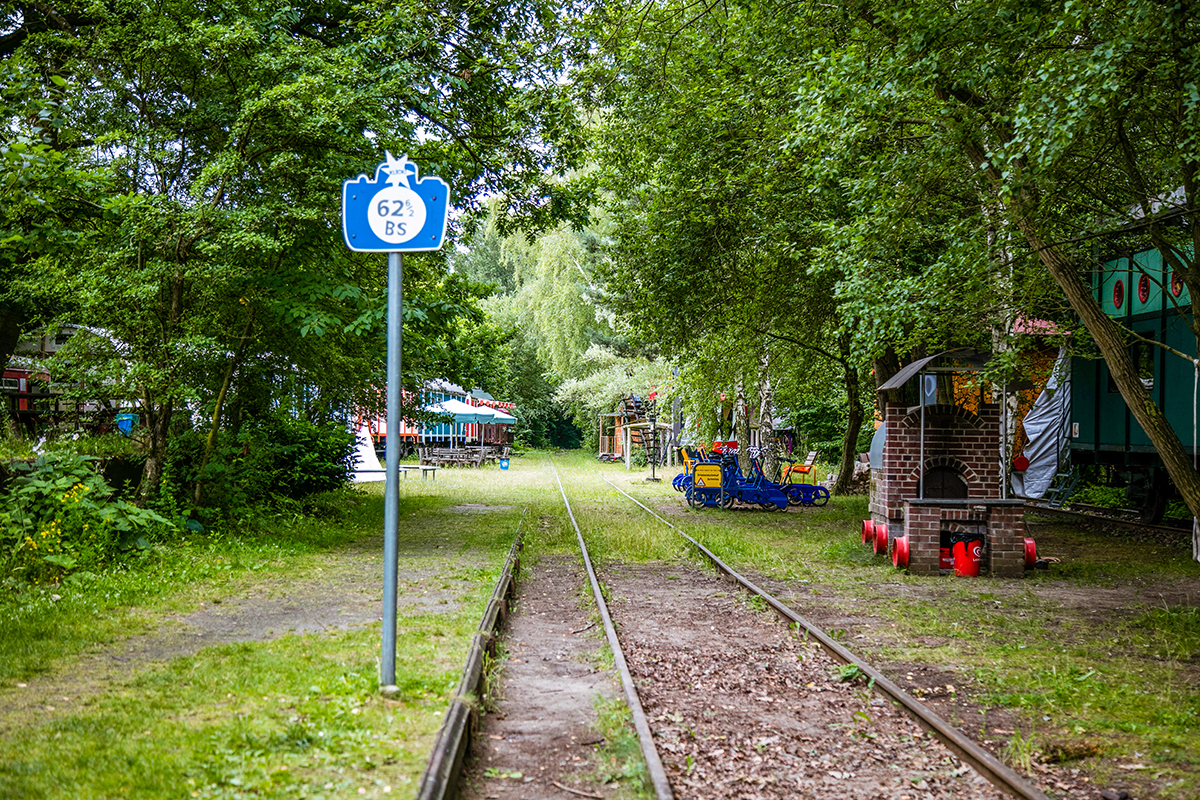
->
[1070,246,1197,521]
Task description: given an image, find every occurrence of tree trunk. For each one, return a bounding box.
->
[1015,219,1200,554]
[136,394,173,508]
[193,309,254,506]
[834,333,863,496]
[137,266,187,507]
[873,346,905,408]
[734,378,749,477]
[757,349,777,480]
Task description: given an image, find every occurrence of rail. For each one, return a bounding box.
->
[551,457,675,800]
[602,476,1051,800]
[415,512,526,800]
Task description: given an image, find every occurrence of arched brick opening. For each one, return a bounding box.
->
[898,404,985,430]
[904,455,980,492]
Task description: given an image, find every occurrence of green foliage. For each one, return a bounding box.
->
[1071,483,1125,509]
[0,454,175,583]
[554,345,674,449]
[167,414,355,516]
[3,0,591,501]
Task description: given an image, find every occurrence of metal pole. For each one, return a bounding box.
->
[919,372,926,499]
[1001,381,1008,501]
[382,251,403,688]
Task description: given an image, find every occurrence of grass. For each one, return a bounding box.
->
[4,450,1200,798]
[0,489,385,683]
[0,625,455,799]
[0,457,551,799]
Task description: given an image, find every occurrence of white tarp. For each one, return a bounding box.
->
[1011,349,1071,499]
[352,424,385,483]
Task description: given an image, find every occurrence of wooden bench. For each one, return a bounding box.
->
[422,448,485,467]
[354,465,437,481]
[398,465,437,481]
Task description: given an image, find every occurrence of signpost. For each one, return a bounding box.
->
[342,153,449,690]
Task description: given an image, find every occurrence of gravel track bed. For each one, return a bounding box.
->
[604,562,1011,800]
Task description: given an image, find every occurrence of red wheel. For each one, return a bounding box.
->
[874,523,889,555]
[1024,537,1038,569]
[861,519,874,544]
[891,535,909,568]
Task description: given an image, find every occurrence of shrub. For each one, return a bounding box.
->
[0,454,175,583]
[258,416,356,499]
[166,414,355,517]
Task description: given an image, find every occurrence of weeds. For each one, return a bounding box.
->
[592,695,649,790]
[1002,727,1038,773]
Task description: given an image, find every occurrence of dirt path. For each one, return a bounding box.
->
[459,555,620,800]
[0,535,486,735]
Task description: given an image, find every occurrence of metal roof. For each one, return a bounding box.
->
[877,348,992,392]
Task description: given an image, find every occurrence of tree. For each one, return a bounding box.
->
[788,0,1200,550]
[3,0,587,502]
[584,0,879,491]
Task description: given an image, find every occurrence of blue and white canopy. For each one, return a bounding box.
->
[422,398,514,425]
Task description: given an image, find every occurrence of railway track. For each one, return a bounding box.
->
[1024,501,1193,540]
[444,463,1053,800]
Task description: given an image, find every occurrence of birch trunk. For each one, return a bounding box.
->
[757,350,777,480]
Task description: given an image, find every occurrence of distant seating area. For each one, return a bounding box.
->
[419,445,511,468]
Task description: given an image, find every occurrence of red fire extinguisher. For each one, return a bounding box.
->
[952,534,983,577]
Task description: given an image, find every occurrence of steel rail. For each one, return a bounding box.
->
[1025,501,1191,536]
[550,458,675,800]
[417,511,526,800]
[603,476,1050,800]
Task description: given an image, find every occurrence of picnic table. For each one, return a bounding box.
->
[419,446,511,468]
[354,465,437,481]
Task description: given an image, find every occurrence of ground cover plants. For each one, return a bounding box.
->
[583,457,1200,799]
[0,458,549,799]
[3,450,1198,798]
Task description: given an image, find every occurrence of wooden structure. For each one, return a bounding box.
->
[598,395,675,470]
[419,444,511,468]
[357,381,516,454]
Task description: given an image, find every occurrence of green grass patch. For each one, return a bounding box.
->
[0,487,385,683]
[0,621,469,799]
[592,695,650,796]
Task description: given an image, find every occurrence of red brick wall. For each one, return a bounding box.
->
[873,400,1026,577]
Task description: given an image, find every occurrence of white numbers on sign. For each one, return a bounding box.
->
[368,184,427,244]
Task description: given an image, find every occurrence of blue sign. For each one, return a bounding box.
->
[342,153,449,252]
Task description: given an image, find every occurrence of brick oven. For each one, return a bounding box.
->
[870,354,1027,577]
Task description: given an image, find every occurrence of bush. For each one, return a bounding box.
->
[259,416,356,499]
[0,454,175,583]
[166,414,356,516]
